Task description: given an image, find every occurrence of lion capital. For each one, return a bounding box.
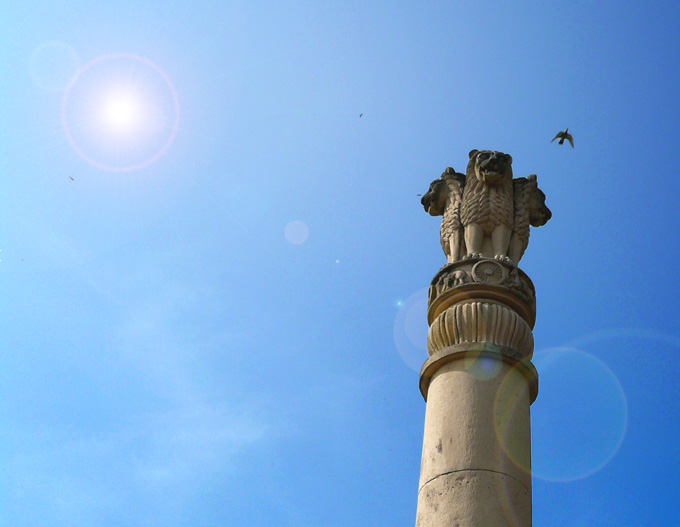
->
[421,149,551,265]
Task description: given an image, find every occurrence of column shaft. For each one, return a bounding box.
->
[415,356,532,527]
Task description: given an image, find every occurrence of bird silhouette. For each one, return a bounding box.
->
[69,176,74,180]
[551,128,574,147]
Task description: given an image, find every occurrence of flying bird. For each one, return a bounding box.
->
[359,113,363,118]
[551,128,574,147]
[69,176,74,180]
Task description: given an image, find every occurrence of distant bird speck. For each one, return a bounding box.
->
[551,128,574,148]
[359,113,363,118]
[69,176,74,180]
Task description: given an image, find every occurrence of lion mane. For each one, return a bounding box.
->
[509,175,552,263]
[460,149,514,258]
[421,167,466,262]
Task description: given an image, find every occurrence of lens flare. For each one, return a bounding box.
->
[62,53,179,172]
[393,288,429,372]
[464,351,503,381]
[530,347,628,482]
[29,41,80,92]
[568,327,680,351]
[492,362,533,474]
[284,221,309,245]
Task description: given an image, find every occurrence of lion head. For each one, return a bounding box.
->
[421,167,464,216]
[526,174,552,227]
[421,177,448,216]
[468,149,513,186]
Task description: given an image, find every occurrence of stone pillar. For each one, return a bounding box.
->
[415,258,539,527]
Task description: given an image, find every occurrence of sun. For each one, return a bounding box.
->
[62,53,179,172]
[99,89,142,132]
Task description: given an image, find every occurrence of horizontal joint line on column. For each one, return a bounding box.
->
[418,468,530,495]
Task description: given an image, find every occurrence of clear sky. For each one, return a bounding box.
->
[2,1,680,525]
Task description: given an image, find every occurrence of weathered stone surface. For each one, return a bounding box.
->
[419,359,532,489]
[415,356,534,526]
[416,470,531,527]
[419,345,539,405]
[421,150,551,264]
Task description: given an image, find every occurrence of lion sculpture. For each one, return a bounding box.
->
[461,149,515,259]
[420,167,467,262]
[509,174,552,263]
[421,149,551,265]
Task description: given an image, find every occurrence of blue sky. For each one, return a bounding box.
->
[2,1,680,525]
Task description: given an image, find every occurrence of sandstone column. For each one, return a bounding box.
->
[415,259,538,526]
[417,150,551,527]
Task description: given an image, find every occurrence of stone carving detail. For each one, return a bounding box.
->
[427,301,534,358]
[420,167,466,262]
[510,175,552,263]
[448,270,470,287]
[421,149,551,264]
[461,149,514,260]
[428,257,536,315]
[471,260,507,285]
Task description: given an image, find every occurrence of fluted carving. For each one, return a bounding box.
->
[427,301,534,359]
[419,257,539,403]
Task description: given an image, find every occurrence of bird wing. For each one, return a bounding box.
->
[551,132,561,142]
[566,133,574,147]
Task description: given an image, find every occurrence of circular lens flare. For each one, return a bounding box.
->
[393,288,429,372]
[531,347,628,482]
[29,41,80,92]
[284,221,309,245]
[62,53,179,172]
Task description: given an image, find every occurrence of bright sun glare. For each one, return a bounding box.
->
[100,91,141,132]
[62,53,180,171]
